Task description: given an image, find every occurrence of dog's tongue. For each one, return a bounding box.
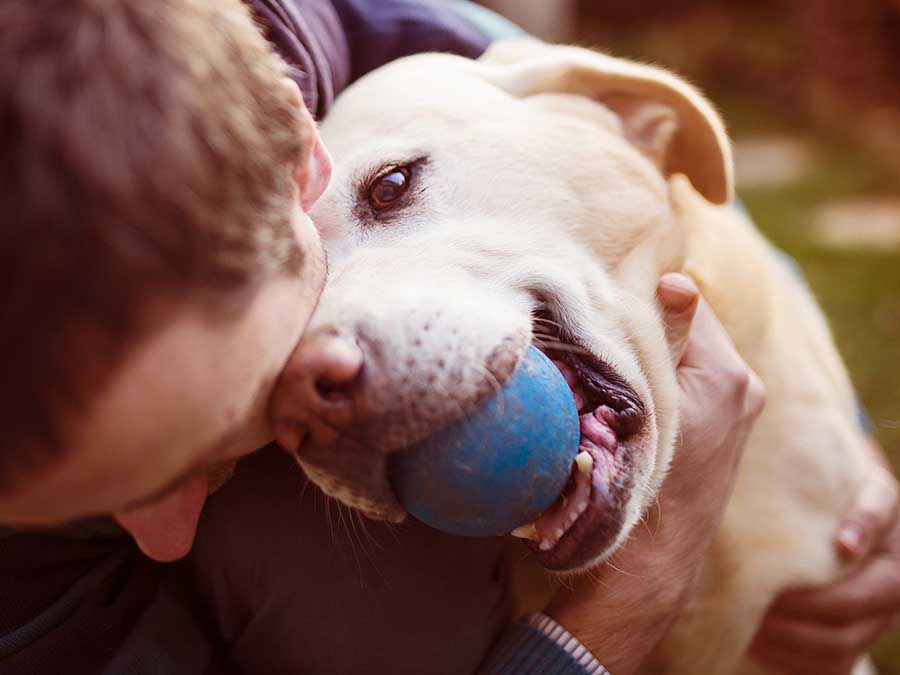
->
[114,472,209,562]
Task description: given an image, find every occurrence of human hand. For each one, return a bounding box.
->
[750,442,900,675]
[547,273,765,675]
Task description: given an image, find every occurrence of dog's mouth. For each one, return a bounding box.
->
[515,312,647,571]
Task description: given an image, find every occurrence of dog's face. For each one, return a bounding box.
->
[282,41,732,572]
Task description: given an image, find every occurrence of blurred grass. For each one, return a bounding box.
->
[733,126,900,464]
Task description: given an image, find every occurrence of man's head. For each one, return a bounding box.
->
[0,0,332,557]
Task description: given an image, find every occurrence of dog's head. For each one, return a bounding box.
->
[271,41,733,572]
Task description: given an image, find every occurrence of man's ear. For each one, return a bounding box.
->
[282,78,332,211]
[479,40,733,205]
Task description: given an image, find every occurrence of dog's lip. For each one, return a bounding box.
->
[562,349,646,437]
[533,309,645,437]
[526,318,645,570]
[521,403,635,571]
[528,433,634,571]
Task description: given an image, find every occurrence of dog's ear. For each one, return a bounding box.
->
[480,40,733,205]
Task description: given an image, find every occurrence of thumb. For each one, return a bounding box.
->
[657,273,700,365]
[837,464,899,560]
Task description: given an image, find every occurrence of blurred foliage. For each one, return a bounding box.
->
[576,0,900,170]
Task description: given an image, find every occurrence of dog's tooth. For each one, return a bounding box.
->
[575,451,593,474]
[575,500,588,514]
[510,523,538,541]
[568,512,579,525]
[539,539,553,551]
[554,528,564,540]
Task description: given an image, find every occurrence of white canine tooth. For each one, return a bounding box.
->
[576,500,588,514]
[575,451,593,474]
[554,528,564,540]
[568,512,579,525]
[511,523,538,541]
[539,539,553,551]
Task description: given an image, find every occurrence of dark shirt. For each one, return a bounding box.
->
[0,3,489,673]
[249,0,489,119]
[0,522,159,675]
[188,448,510,675]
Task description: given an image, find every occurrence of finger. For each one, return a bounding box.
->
[657,273,699,365]
[674,293,764,421]
[770,557,900,621]
[752,608,893,662]
[749,635,856,675]
[743,369,767,420]
[837,465,900,560]
[676,293,745,373]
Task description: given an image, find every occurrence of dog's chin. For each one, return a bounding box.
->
[296,452,408,524]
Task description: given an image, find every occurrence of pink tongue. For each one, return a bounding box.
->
[582,407,618,448]
[115,472,209,562]
[532,410,618,550]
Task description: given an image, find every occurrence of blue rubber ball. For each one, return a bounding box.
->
[391,345,581,537]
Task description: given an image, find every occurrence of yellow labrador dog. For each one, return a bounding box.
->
[293,39,883,674]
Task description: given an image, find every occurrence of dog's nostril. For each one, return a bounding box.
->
[315,378,347,402]
[302,334,365,406]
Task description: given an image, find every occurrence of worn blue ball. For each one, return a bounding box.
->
[391,345,580,537]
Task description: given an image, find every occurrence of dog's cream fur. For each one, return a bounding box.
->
[303,39,883,674]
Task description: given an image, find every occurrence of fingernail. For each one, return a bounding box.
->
[658,274,697,313]
[838,524,870,560]
[274,420,306,454]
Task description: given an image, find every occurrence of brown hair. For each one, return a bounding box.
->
[0,0,309,490]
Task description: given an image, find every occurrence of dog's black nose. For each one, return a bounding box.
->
[270,332,367,452]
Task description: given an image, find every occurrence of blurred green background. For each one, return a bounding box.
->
[482,0,900,669]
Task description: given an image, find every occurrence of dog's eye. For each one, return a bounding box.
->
[367,167,411,210]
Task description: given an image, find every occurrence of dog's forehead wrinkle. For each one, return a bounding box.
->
[326,70,508,142]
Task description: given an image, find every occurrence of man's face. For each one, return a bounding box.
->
[0,205,326,551]
[0,90,332,561]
